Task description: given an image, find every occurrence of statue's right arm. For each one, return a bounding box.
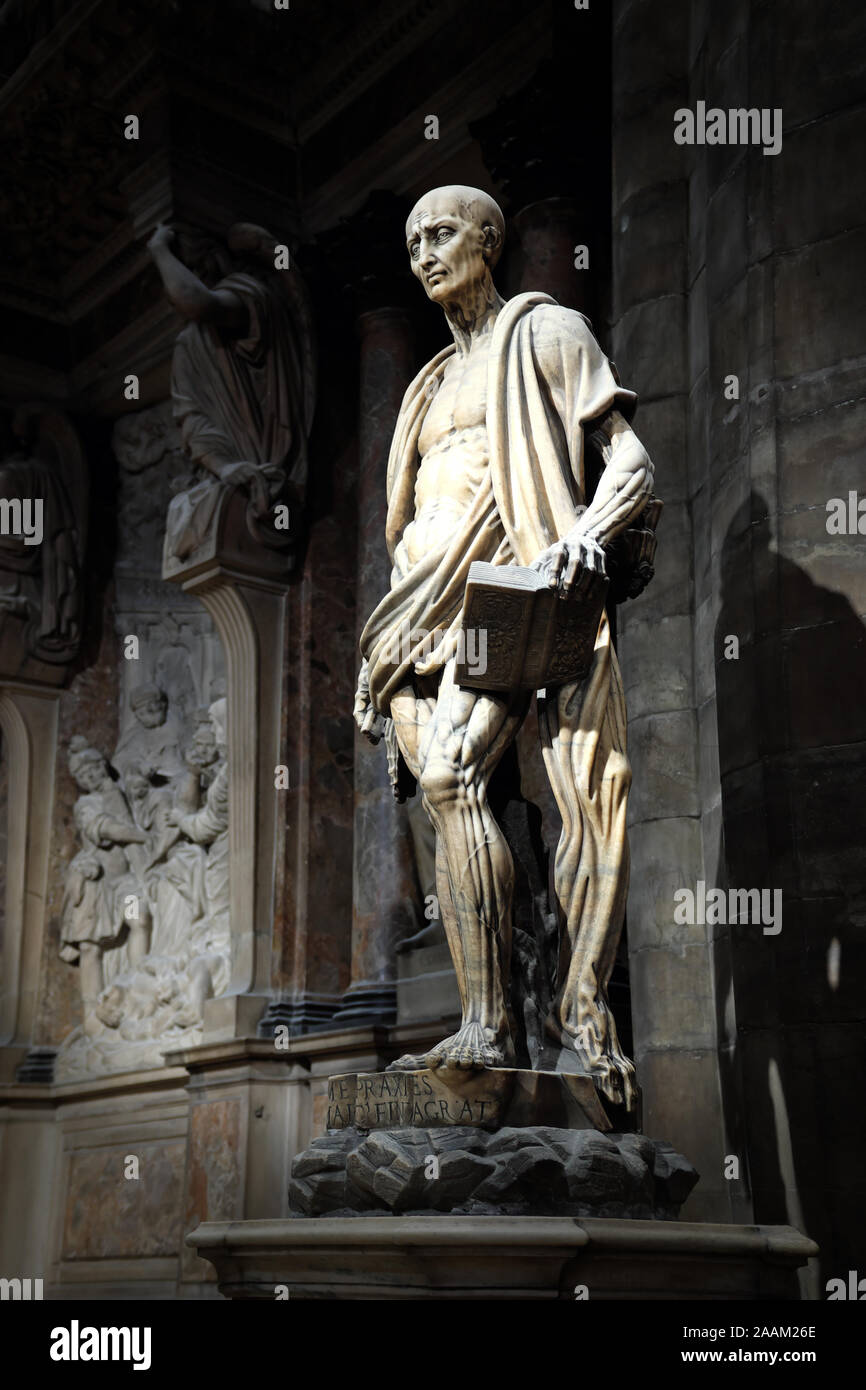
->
[95,815,147,845]
[146,225,247,334]
[353,657,386,744]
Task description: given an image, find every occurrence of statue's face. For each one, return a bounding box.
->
[76,759,106,792]
[125,771,149,799]
[406,193,487,304]
[134,695,167,729]
[191,726,217,764]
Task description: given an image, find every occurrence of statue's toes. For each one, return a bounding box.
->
[386,1052,422,1071]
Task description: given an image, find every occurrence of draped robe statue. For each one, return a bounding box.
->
[146,221,315,565]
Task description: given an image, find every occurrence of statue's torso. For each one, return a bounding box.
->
[396,344,492,575]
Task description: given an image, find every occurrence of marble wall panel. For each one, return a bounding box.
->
[62,1140,185,1261]
[181,1096,244,1282]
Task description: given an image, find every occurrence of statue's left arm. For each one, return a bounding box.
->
[574,410,654,547]
[528,310,654,592]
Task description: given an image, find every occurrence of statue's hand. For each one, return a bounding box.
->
[531,532,607,598]
[218,461,260,489]
[353,690,386,744]
[218,461,272,515]
[353,664,386,744]
[146,223,175,256]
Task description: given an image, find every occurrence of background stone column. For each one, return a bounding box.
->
[511,198,589,314]
[471,33,612,323]
[333,197,420,1024]
[609,0,736,1223]
[692,0,866,1288]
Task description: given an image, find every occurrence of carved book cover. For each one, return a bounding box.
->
[455,560,608,692]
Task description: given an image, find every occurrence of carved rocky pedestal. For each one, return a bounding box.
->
[190,1063,817,1299]
[289,1066,696,1223]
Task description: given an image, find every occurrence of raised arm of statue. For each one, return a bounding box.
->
[147,224,248,335]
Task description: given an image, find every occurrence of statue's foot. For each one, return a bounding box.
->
[388,1022,513,1072]
[556,1021,638,1111]
[386,1051,430,1071]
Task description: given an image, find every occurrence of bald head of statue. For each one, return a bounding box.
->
[405,186,505,307]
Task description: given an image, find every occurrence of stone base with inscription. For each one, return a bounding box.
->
[326,1066,614,1132]
[288,1124,698,1219]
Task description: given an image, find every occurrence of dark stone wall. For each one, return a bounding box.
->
[703,0,866,1291]
[0,732,6,957]
[611,0,732,1224]
[615,0,866,1283]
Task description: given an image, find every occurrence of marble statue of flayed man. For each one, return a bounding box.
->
[354,187,656,1108]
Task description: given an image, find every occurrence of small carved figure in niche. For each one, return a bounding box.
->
[167,697,230,998]
[60,738,150,1032]
[114,684,184,783]
[146,221,315,563]
[93,955,210,1040]
[123,761,175,856]
[122,760,206,962]
[184,708,221,794]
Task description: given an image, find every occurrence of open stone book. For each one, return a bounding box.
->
[458,561,606,692]
[455,560,608,692]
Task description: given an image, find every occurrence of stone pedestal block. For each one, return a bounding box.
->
[189,1214,817,1300]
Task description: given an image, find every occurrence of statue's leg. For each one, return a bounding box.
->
[79,942,104,1036]
[540,613,636,1108]
[389,678,467,1063]
[391,658,527,1069]
[127,901,152,967]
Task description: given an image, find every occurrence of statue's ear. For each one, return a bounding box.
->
[481,222,502,262]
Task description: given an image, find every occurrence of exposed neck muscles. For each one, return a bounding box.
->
[443,269,503,355]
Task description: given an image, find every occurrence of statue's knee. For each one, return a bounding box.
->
[609,752,632,794]
[418,758,462,809]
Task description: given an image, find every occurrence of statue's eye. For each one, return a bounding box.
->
[436,227,453,242]
[409,243,420,259]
